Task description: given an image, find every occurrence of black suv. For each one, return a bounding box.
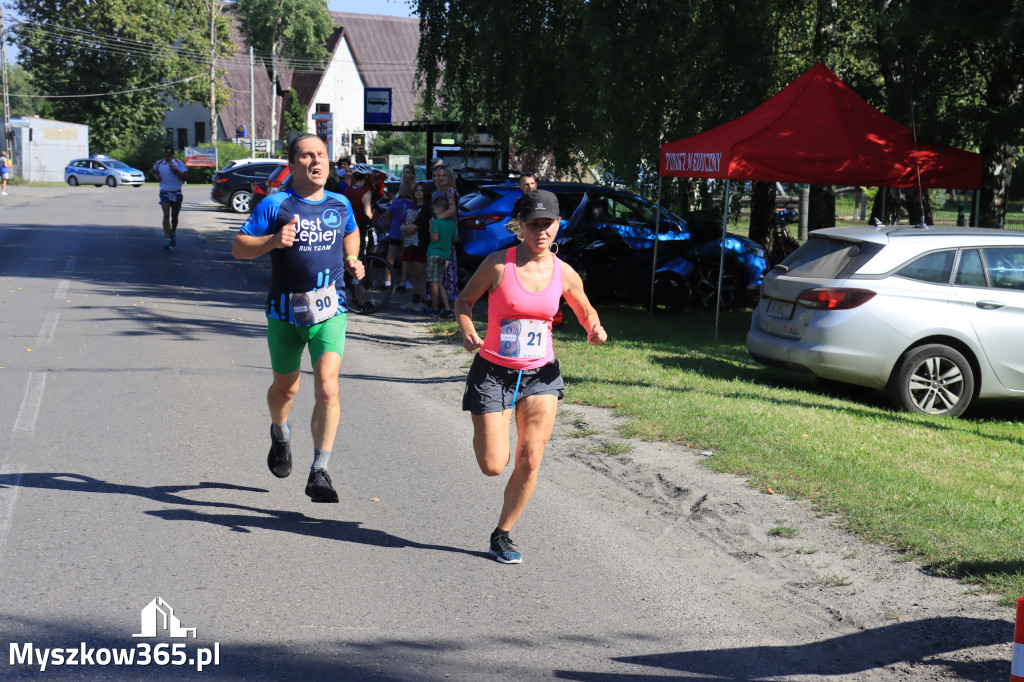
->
[211,160,286,213]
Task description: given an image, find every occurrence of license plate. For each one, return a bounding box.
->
[766,299,794,320]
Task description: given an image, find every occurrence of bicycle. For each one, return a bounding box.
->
[766,208,801,266]
[344,225,396,315]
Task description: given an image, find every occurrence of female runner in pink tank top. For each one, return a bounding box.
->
[454,189,608,564]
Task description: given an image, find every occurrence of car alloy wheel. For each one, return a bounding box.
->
[652,271,690,313]
[67,176,79,187]
[106,176,118,187]
[230,189,252,213]
[887,343,975,417]
[695,260,743,310]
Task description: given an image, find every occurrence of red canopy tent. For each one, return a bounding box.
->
[652,62,981,332]
[659,62,982,189]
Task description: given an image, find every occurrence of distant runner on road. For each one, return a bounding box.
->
[455,190,607,563]
[231,134,364,504]
[151,145,188,250]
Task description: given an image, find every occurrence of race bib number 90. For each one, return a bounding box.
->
[498,318,547,359]
[290,283,338,325]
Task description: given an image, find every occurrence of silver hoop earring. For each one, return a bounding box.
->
[550,242,559,255]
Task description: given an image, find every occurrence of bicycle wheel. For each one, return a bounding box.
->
[345,254,396,315]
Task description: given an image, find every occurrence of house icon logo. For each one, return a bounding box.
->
[133,597,197,639]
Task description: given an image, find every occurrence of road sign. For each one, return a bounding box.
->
[364,88,392,126]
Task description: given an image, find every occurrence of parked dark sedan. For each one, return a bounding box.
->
[210,160,286,213]
[458,182,769,309]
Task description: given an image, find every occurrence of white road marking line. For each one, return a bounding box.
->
[13,372,45,433]
[54,279,70,301]
[0,466,23,567]
[35,311,60,345]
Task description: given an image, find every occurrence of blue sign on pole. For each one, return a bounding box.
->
[364,88,392,126]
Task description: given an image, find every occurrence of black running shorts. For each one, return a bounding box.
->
[462,355,564,414]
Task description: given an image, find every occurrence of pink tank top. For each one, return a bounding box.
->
[480,248,563,370]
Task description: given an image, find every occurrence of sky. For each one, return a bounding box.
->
[3,1,418,63]
[327,0,416,17]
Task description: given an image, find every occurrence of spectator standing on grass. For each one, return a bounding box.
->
[510,172,538,234]
[345,163,376,258]
[336,156,351,193]
[431,164,460,305]
[400,182,432,312]
[151,145,188,250]
[427,194,458,317]
[455,190,607,563]
[384,180,414,288]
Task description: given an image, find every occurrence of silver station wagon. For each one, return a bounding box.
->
[747,225,1024,417]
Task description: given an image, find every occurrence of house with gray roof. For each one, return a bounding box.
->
[161,9,420,160]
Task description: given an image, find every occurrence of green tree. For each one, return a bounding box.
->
[6,63,51,118]
[282,90,308,136]
[415,0,1022,226]
[866,0,1024,228]
[11,0,231,151]
[232,0,333,141]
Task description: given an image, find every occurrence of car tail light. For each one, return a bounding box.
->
[253,184,266,197]
[268,170,289,189]
[458,215,504,230]
[797,287,876,310]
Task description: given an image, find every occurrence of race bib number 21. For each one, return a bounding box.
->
[498,318,547,359]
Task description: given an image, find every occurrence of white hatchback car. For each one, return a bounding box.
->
[747,225,1024,417]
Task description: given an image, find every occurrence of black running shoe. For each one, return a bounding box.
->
[305,468,339,503]
[267,429,292,478]
[488,533,522,564]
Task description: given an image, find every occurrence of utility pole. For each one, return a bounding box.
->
[1,6,11,156]
[249,46,255,155]
[269,43,277,156]
[208,0,217,146]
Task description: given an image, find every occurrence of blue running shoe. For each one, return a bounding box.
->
[488,533,522,564]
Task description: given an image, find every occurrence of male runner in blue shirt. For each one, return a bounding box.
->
[232,134,364,503]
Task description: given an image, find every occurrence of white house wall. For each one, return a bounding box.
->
[306,36,369,160]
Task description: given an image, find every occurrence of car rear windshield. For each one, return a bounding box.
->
[780,235,884,279]
[461,188,505,212]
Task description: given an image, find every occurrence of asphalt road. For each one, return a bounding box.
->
[0,184,1014,681]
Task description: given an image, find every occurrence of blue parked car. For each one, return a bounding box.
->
[457,181,768,309]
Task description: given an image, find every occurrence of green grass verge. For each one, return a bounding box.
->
[433,306,1024,603]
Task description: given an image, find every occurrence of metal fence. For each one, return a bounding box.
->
[834,190,1024,231]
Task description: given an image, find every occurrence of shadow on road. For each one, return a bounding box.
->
[0,472,485,560]
[553,615,1010,680]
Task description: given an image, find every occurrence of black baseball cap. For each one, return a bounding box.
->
[164,145,175,153]
[518,190,559,221]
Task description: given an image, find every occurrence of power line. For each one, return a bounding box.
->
[10,74,202,99]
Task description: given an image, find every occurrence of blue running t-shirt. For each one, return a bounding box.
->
[240,188,358,324]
